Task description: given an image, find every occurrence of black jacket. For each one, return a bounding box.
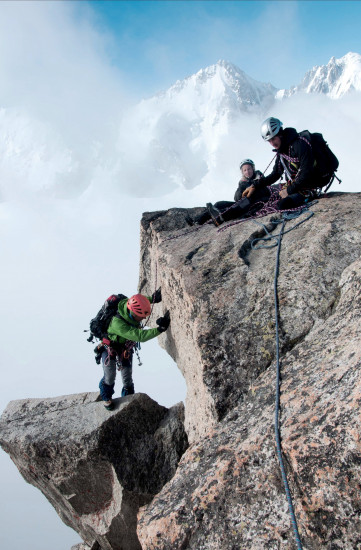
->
[234,170,264,201]
[255,128,316,195]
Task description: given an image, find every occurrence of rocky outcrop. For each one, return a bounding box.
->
[139,193,361,445]
[138,192,361,549]
[0,393,187,550]
[1,192,361,550]
[71,544,98,550]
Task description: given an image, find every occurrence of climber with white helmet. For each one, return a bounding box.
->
[242,117,338,209]
[194,158,269,226]
[234,159,266,201]
[98,292,170,410]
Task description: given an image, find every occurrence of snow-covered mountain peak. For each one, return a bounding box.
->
[277,52,361,99]
[120,61,278,195]
[154,60,277,113]
[338,51,361,65]
[195,59,256,84]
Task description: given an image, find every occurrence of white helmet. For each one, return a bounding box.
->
[240,158,255,170]
[261,117,283,141]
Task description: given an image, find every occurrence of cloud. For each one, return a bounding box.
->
[0,1,128,200]
[0,1,125,128]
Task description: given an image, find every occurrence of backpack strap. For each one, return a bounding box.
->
[299,135,312,148]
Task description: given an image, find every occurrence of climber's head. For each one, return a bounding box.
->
[240,159,255,179]
[261,117,283,149]
[127,294,151,320]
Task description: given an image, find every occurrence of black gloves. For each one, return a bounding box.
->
[156,310,170,333]
[151,289,169,332]
[152,288,162,304]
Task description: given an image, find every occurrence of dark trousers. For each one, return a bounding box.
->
[277,193,306,210]
[99,350,134,401]
[197,187,271,225]
[277,173,333,210]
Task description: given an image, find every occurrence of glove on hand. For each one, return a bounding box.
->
[152,288,162,304]
[242,185,255,198]
[156,310,170,333]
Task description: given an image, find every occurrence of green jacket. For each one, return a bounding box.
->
[107,297,160,345]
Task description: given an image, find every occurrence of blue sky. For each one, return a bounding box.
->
[81,0,361,96]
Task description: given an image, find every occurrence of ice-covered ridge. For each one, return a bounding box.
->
[153,59,277,115]
[277,52,361,99]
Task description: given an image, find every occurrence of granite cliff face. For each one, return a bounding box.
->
[138,192,361,549]
[1,192,361,550]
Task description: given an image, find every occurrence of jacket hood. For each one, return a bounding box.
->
[117,298,140,327]
[278,127,299,151]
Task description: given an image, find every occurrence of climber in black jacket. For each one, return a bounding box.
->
[243,117,334,209]
[194,158,269,226]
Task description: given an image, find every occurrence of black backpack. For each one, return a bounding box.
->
[86,294,127,342]
[299,130,339,178]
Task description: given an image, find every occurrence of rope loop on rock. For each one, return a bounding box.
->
[250,207,315,250]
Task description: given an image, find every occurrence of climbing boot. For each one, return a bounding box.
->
[206,203,224,226]
[104,399,114,411]
[121,384,135,397]
[99,377,115,401]
[193,209,209,225]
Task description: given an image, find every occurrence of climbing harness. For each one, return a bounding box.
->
[101,338,140,369]
[250,207,316,550]
[280,155,296,181]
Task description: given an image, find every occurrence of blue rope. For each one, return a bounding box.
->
[273,216,303,550]
[251,209,314,250]
[251,207,315,550]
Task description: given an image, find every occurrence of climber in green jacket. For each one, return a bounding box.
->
[99,292,170,410]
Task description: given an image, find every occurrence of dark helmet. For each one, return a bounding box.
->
[127,294,151,319]
[261,117,283,141]
[240,158,255,170]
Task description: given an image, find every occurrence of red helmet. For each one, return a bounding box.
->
[127,294,151,319]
